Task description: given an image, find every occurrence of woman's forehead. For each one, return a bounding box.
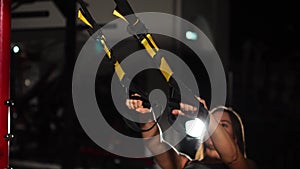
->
[213,111,231,121]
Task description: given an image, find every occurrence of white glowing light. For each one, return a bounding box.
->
[186,31,198,40]
[13,45,20,53]
[185,118,206,138]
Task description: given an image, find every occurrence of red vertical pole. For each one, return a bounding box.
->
[0,0,11,168]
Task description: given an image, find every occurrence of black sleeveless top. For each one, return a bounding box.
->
[184,162,230,169]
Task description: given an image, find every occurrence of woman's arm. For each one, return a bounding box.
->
[141,121,189,169]
[126,98,189,169]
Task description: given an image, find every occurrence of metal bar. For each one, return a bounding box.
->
[10,159,61,169]
[0,0,11,168]
[61,0,77,168]
[12,11,49,18]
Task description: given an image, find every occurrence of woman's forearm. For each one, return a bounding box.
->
[140,122,184,169]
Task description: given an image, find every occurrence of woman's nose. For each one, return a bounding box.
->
[205,137,213,145]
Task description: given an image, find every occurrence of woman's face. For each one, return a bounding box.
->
[204,111,235,159]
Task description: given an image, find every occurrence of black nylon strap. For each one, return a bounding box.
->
[77,0,96,24]
[112,0,210,133]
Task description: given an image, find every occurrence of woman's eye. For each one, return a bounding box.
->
[221,123,228,128]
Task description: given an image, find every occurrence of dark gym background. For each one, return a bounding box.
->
[8,0,299,169]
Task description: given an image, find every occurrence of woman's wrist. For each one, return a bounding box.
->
[139,121,156,130]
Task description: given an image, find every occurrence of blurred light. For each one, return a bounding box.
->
[114,158,121,164]
[24,78,31,87]
[13,45,20,53]
[95,39,103,53]
[13,112,18,119]
[185,118,206,138]
[186,31,198,40]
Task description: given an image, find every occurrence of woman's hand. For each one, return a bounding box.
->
[126,94,150,114]
[172,97,208,116]
[126,93,193,169]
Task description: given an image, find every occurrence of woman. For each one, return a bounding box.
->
[184,106,256,169]
[126,97,256,169]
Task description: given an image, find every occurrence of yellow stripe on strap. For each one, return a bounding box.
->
[114,61,125,81]
[141,38,156,58]
[160,57,173,81]
[146,34,159,52]
[100,39,111,59]
[113,10,129,23]
[78,10,93,28]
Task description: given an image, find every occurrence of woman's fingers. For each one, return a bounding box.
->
[126,98,150,113]
[126,99,142,109]
[195,96,208,109]
[126,99,132,109]
[180,102,197,112]
[172,109,185,116]
[172,97,207,117]
[136,100,143,108]
[136,107,151,113]
[185,103,197,111]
